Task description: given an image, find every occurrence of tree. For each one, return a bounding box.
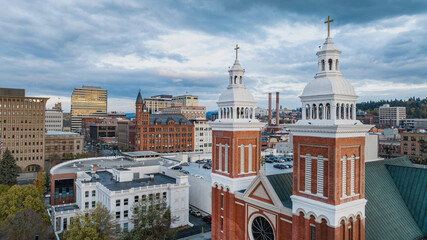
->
[0,208,54,240]
[63,202,118,240]
[0,184,48,223]
[33,170,47,194]
[123,197,178,240]
[0,149,19,186]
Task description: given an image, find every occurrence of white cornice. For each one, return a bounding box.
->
[211,173,256,193]
[291,195,366,228]
[209,121,264,132]
[286,123,373,138]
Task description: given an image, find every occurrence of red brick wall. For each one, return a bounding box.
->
[50,173,76,205]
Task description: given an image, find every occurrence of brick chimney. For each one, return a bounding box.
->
[268,93,272,125]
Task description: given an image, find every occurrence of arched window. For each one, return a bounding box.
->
[350,104,354,120]
[305,104,310,119]
[325,103,331,119]
[234,76,237,84]
[230,107,233,119]
[328,59,333,70]
[236,107,240,119]
[239,76,243,84]
[336,59,339,70]
[321,60,325,71]
[319,104,324,120]
[312,104,317,119]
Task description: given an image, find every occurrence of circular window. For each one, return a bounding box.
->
[251,216,275,240]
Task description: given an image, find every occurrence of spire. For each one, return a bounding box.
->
[136,90,143,104]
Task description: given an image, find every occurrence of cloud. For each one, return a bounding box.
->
[0,1,425,113]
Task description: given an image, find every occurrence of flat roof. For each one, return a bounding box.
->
[86,171,176,191]
[122,151,161,157]
[50,156,178,175]
[46,131,80,136]
[54,204,79,212]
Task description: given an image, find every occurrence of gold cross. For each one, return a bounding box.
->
[234,44,240,59]
[324,16,334,37]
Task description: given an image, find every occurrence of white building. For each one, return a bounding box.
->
[45,109,63,131]
[50,154,190,234]
[192,120,212,152]
[379,104,406,126]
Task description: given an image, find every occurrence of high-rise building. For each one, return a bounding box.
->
[143,95,173,114]
[0,88,48,172]
[192,119,212,152]
[400,131,426,163]
[379,104,406,127]
[71,86,107,132]
[159,106,206,120]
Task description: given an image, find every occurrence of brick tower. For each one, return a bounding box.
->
[210,45,264,240]
[288,18,372,240]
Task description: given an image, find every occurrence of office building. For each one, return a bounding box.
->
[45,109,63,132]
[159,106,206,120]
[192,119,212,152]
[143,95,173,114]
[172,95,199,107]
[117,119,136,150]
[71,86,107,132]
[379,104,406,127]
[0,88,48,172]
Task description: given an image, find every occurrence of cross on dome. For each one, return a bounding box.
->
[234,44,240,60]
[324,16,334,37]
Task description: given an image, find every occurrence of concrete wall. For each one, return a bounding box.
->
[188,175,212,215]
[365,133,380,162]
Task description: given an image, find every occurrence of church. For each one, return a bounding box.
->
[209,17,426,240]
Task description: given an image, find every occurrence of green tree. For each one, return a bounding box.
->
[123,197,178,240]
[0,149,19,186]
[0,184,48,223]
[63,202,118,240]
[0,185,10,196]
[0,208,54,240]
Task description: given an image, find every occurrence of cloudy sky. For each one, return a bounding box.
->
[1,0,426,112]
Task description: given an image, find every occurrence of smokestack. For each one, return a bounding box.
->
[268,93,272,125]
[276,92,280,128]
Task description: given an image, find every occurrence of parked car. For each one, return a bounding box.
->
[180,162,190,166]
[203,164,212,169]
[265,159,274,163]
[202,216,212,224]
[273,164,285,169]
[171,166,182,170]
[179,170,189,174]
[191,210,202,217]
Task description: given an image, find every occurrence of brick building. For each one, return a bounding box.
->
[45,131,84,162]
[400,131,426,163]
[135,91,194,153]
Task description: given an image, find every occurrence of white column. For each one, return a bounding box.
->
[302,104,306,120]
[248,144,253,172]
[342,156,347,197]
[224,144,229,173]
[305,155,311,193]
[240,144,245,173]
[352,105,356,120]
[217,144,222,171]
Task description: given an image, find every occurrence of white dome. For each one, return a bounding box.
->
[218,87,255,104]
[301,76,357,97]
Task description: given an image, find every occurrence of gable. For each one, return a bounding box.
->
[248,182,274,205]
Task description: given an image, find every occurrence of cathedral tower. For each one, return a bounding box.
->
[288,17,372,240]
[210,45,264,240]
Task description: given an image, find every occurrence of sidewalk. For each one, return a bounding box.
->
[177,231,211,240]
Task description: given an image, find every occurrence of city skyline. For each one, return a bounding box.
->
[1,1,426,113]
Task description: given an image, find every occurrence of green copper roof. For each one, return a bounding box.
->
[266,172,293,209]
[386,164,427,236]
[365,157,424,240]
